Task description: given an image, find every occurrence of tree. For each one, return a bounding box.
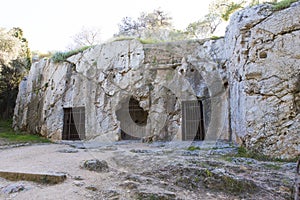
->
[8,27,32,69]
[0,27,31,119]
[186,13,222,39]
[0,64,25,119]
[115,8,174,41]
[68,26,101,50]
[117,17,143,37]
[139,9,172,30]
[208,0,276,21]
[209,0,244,21]
[185,0,246,39]
[0,28,22,66]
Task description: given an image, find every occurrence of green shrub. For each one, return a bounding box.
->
[210,36,223,40]
[272,0,298,11]
[113,37,135,42]
[51,46,91,63]
[113,37,160,44]
[221,2,244,21]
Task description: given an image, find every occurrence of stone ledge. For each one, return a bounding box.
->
[0,171,67,184]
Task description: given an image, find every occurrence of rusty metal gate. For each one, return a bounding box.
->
[182,100,205,141]
[63,107,85,140]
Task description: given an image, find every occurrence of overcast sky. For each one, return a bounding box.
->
[1,0,212,52]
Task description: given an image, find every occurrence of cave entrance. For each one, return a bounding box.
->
[182,100,205,141]
[62,107,85,140]
[117,97,148,140]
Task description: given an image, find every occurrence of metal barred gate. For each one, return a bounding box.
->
[182,100,205,141]
[63,107,85,140]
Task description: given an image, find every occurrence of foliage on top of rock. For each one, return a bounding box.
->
[115,8,189,43]
[51,46,91,63]
[271,0,299,10]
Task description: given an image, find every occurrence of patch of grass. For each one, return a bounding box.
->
[263,163,281,170]
[235,146,272,161]
[222,156,233,162]
[210,35,224,40]
[235,146,298,162]
[113,37,135,42]
[236,145,248,156]
[220,175,258,194]
[0,132,50,143]
[187,146,201,151]
[204,169,213,177]
[51,46,91,63]
[272,0,298,11]
[0,120,50,143]
[202,168,258,194]
[138,38,161,44]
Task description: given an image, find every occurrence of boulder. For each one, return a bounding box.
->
[81,159,109,172]
[2,183,26,194]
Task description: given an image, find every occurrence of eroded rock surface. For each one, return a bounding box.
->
[13,3,300,159]
[226,3,300,159]
[0,142,297,199]
[81,159,109,173]
[1,183,26,194]
[13,39,227,142]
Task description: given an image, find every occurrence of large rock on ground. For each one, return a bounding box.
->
[81,159,109,172]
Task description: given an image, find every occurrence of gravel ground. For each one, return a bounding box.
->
[0,141,297,200]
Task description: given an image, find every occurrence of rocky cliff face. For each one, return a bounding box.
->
[14,39,228,142]
[13,2,300,159]
[226,2,300,159]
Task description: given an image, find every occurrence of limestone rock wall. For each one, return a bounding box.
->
[226,3,300,158]
[13,2,300,159]
[14,39,227,142]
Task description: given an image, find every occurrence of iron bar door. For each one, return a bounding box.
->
[182,100,205,141]
[63,107,85,140]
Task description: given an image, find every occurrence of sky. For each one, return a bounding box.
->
[1,0,212,52]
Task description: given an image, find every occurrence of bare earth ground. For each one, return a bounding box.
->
[0,140,297,200]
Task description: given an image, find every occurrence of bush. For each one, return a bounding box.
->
[210,35,223,40]
[272,0,298,11]
[51,46,91,63]
[113,37,135,42]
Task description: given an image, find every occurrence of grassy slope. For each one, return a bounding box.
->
[0,120,50,143]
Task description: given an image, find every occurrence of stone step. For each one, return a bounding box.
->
[0,171,67,184]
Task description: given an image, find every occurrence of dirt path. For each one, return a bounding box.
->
[0,141,297,199]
